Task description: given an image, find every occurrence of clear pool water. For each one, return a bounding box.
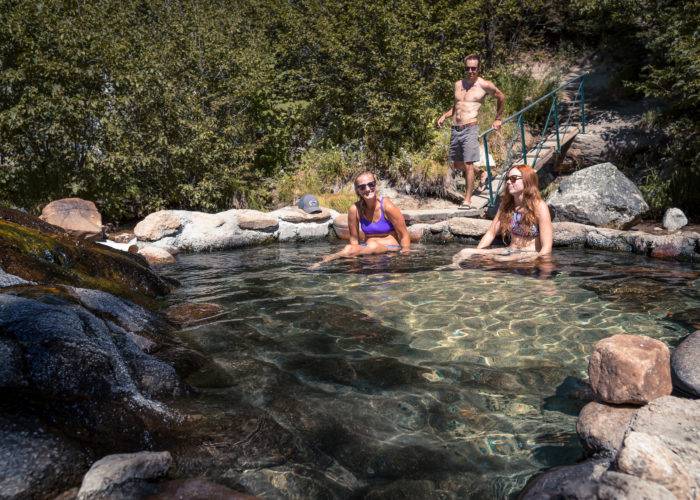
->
[162,243,699,498]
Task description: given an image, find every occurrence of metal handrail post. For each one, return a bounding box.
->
[579,78,586,133]
[518,114,527,164]
[483,132,494,205]
[529,97,556,167]
[554,95,560,153]
[478,72,589,140]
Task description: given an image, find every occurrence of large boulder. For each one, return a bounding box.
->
[0,208,171,301]
[547,163,649,229]
[672,331,700,397]
[134,210,279,252]
[588,334,672,404]
[77,451,172,500]
[616,431,694,500]
[134,211,183,242]
[0,288,186,448]
[628,396,700,492]
[576,401,637,456]
[40,198,103,239]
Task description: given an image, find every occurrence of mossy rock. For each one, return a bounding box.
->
[0,208,171,303]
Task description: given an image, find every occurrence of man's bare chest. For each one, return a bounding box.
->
[455,80,486,103]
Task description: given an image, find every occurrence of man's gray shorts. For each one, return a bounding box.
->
[448,124,480,163]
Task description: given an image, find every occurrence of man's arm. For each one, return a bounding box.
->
[436,106,454,128]
[436,81,460,128]
[482,79,505,130]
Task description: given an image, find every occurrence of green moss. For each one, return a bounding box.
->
[0,211,169,305]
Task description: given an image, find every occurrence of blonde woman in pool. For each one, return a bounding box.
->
[311,171,411,268]
[452,164,553,266]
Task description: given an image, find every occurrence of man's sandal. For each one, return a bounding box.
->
[458,201,473,210]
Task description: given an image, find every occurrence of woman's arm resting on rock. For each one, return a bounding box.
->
[536,201,553,256]
[384,199,411,252]
[476,212,502,249]
[348,204,361,246]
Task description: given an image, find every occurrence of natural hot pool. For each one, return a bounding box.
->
[161,242,699,498]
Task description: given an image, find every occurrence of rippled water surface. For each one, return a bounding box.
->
[162,243,699,498]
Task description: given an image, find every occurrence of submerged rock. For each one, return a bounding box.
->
[165,302,225,326]
[588,334,672,405]
[77,451,172,500]
[547,162,648,229]
[149,478,257,499]
[671,331,700,397]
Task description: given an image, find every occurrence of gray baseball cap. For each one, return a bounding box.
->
[297,194,322,213]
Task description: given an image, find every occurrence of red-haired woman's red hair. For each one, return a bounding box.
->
[497,165,542,238]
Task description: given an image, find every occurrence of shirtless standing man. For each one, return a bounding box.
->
[436,54,505,209]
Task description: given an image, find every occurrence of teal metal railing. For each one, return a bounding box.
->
[480,73,587,207]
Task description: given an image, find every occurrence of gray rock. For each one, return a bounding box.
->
[0,337,25,388]
[77,451,172,500]
[552,221,589,247]
[547,162,649,229]
[0,415,90,499]
[616,431,694,499]
[576,401,637,457]
[0,265,35,288]
[519,457,611,499]
[136,209,275,252]
[0,292,178,448]
[447,217,491,237]
[672,331,700,396]
[597,471,675,500]
[585,227,633,252]
[276,220,331,241]
[662,207,688,231]
[628,395,700,492]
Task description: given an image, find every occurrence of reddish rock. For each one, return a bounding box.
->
[40,198,102,239]
[134,211,183,242]
[408,224,427,243]
[273,206,331,223]
[237,211,278,231]
[138,246,176,266]
[108,231,136,244]
[165,302,224,325]
[576,401,637,456]
[333,214,350,240]
[588,334,672,404]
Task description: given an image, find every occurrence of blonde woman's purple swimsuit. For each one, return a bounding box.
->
[359,197,401,250]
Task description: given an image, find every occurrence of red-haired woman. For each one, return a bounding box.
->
[311,171,411,268]
[452,164,553,265]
